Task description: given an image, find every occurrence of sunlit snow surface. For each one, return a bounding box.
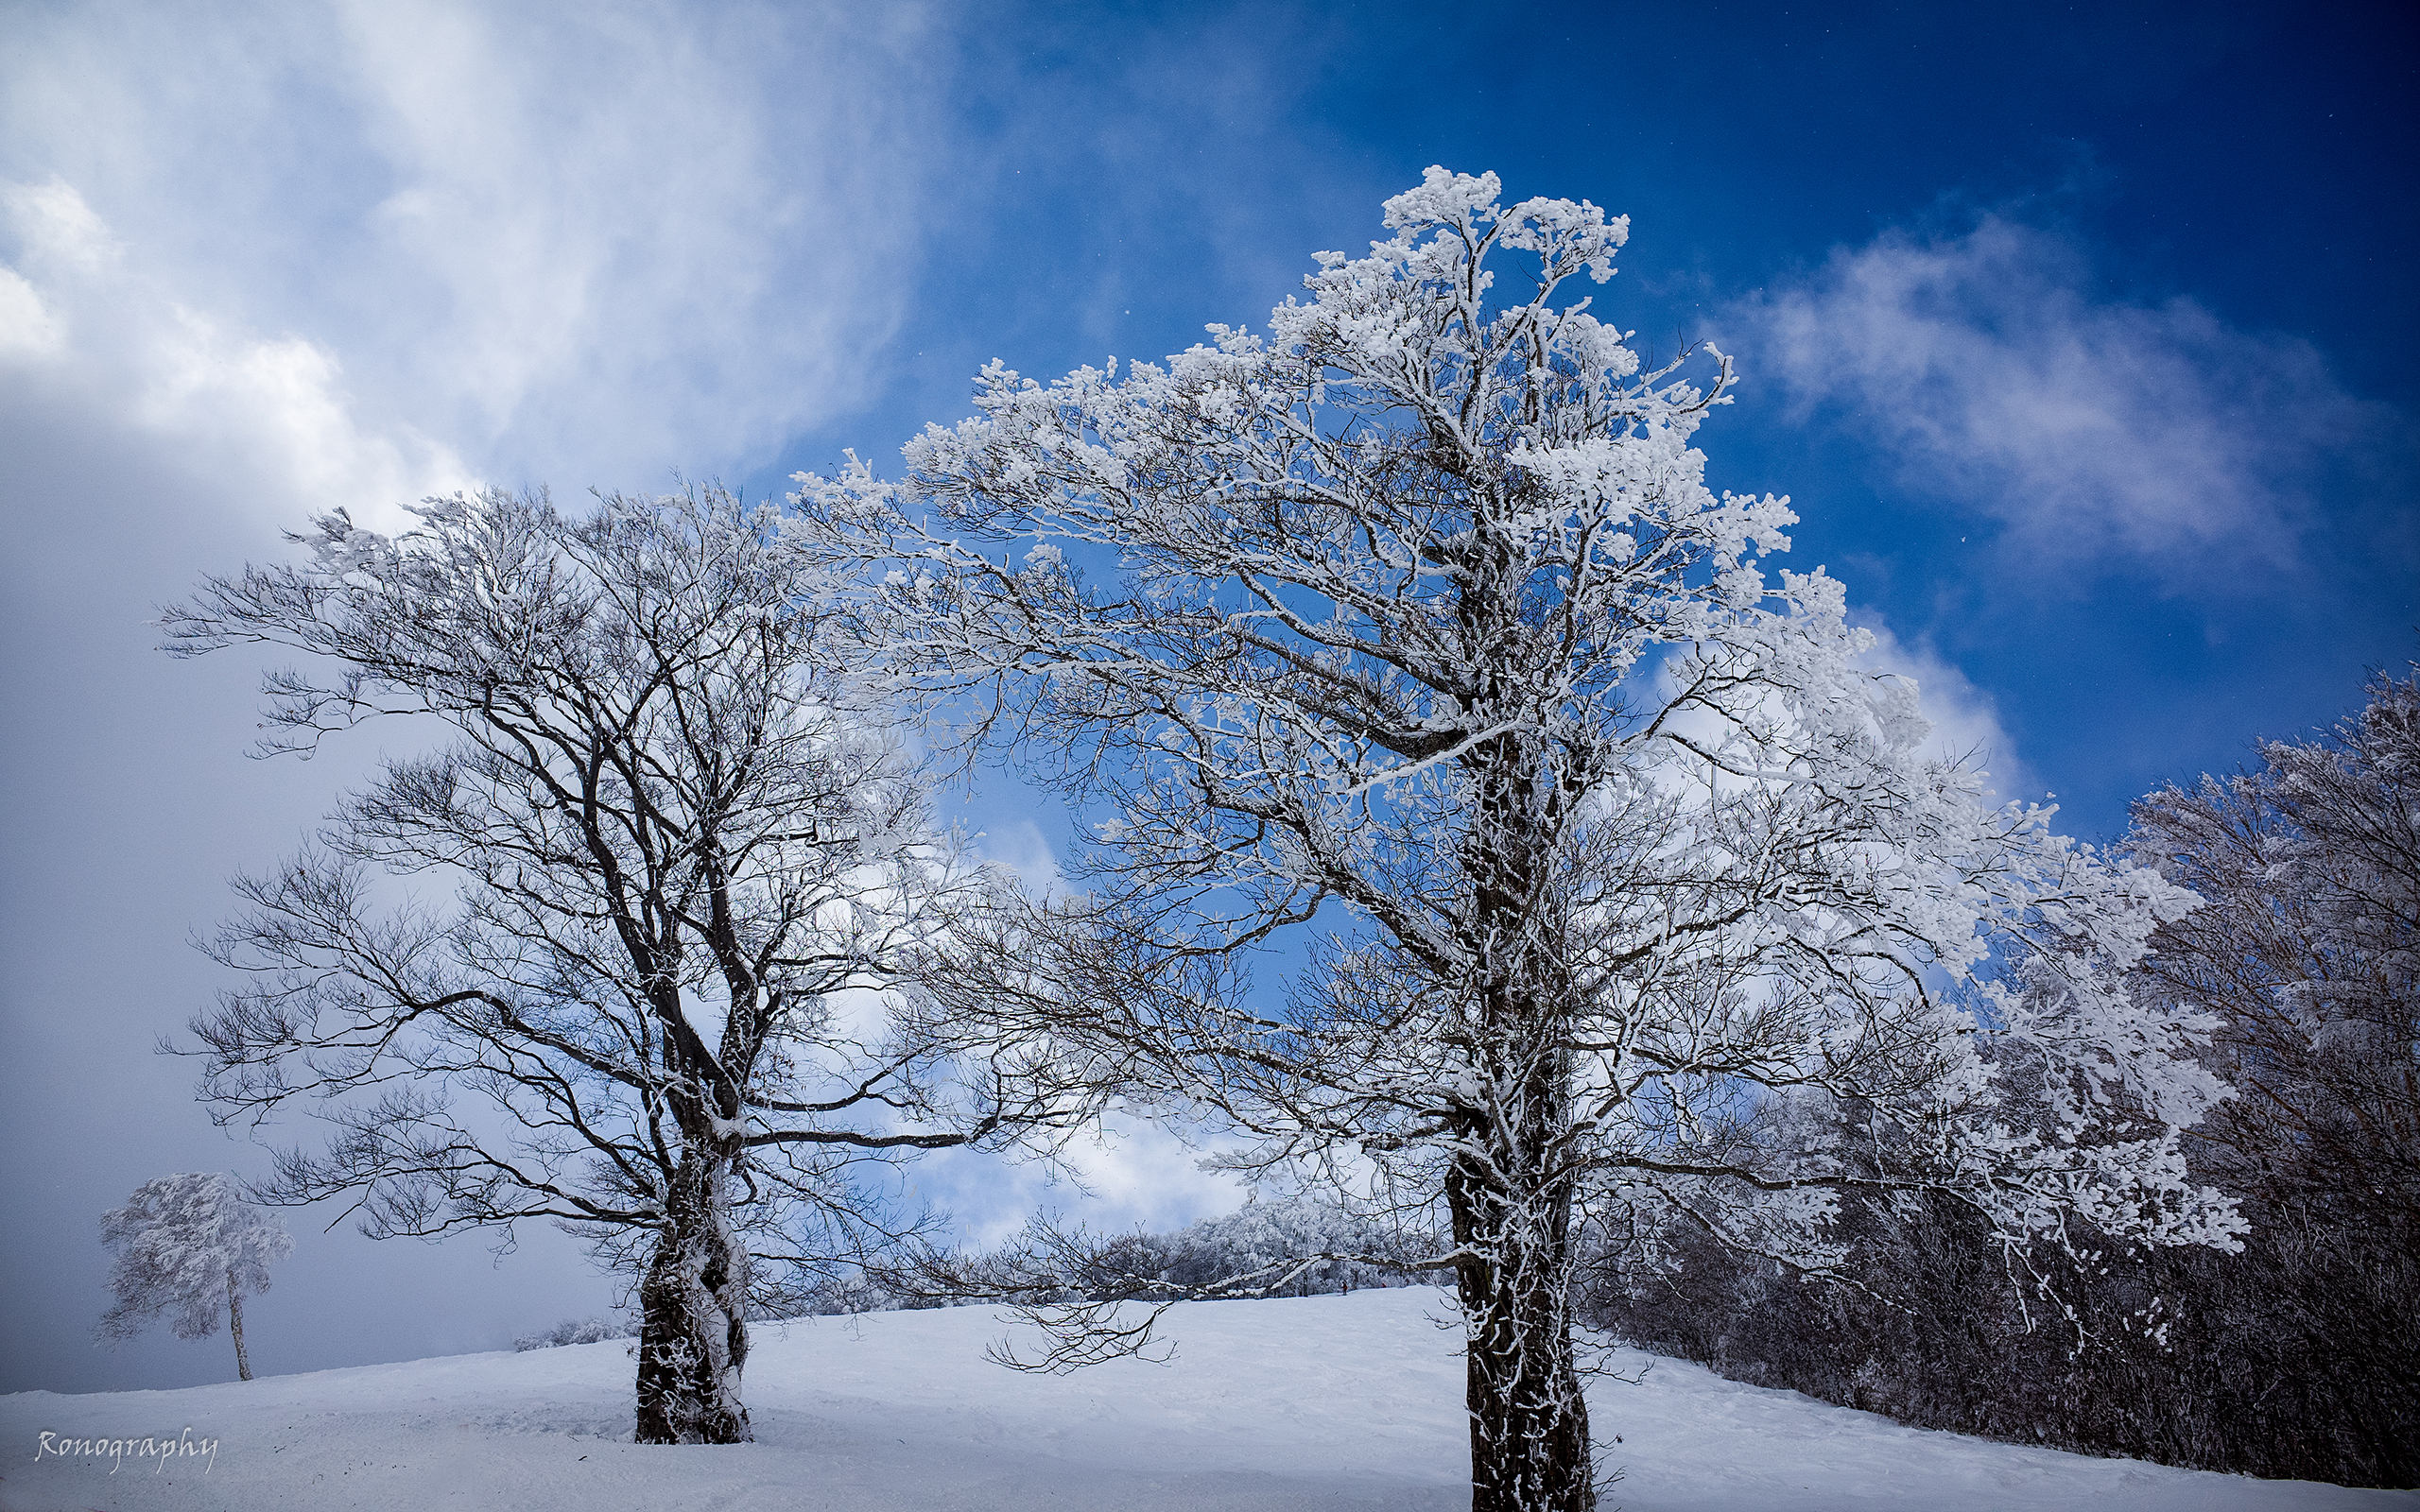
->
[4,1289,2409,1511]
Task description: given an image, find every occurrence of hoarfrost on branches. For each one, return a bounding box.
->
[96,1172,292,1382]
[1590,666,2420,1487]
[797,167,2241,1512]
[164,487,1098,1444]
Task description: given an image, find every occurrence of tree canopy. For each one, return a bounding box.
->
[168,486,1095,1440]
[796,167,2243,1512]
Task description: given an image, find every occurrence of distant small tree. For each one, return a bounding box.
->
[96,1173,292,1381]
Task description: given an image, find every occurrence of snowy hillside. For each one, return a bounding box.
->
[4,1289,2407,1511]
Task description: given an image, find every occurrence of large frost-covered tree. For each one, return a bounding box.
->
[96,1172,291,1381]
[165,487,1091,1444]
[798,170,2243,1512]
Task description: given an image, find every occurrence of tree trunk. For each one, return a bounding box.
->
[1451,1159,1595,1512]
[227,1268,252,1382]
[634,1149,753,1444]
[1452,719,1594,1510]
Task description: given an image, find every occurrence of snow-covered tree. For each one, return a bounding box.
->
[96,1172,291,1381]
[2129,664,2420,1223]
[1152,1195,1416,1296]
[1589,667,2420,1487]
[797,169,2243,1512]
[165,487,1096,1444]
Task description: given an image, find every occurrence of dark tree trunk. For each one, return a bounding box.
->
[633,1148,752,1444]
[1452,704,1596,1511]
[227,1268,252,1382]
[1451,1154,1595,1512]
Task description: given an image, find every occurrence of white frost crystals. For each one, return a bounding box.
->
[95,1172,291,1383]
[789,166,2237,1512]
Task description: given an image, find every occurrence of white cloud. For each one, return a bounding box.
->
[926,1114,1248,1252]
[1,179,469,531]
[1850,615,2040,806]
[1731,216,2389,580]
[0,266,63,360]
[0,0,949,495]
[975,816,1063,897]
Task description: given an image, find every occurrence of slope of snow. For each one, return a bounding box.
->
[3,1288,2408,1511]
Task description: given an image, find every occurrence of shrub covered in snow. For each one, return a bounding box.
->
[1105,1198,1428,1299]
[513,1317,633,1351]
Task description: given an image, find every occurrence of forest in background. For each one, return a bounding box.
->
[1581,667,2419,1486]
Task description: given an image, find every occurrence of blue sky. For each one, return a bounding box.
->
[3,0,2412,1392]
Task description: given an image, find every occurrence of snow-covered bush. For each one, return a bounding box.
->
[1148,1198,1426,1297]
[514,1317,633,1350]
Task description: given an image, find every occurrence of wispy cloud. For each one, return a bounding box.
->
[1,0,950,496]
[1729,216,2394,581]
[1,180,472,532]
[1853,614,2041,806]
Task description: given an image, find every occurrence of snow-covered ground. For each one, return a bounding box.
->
[3,1288,2407,1511]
